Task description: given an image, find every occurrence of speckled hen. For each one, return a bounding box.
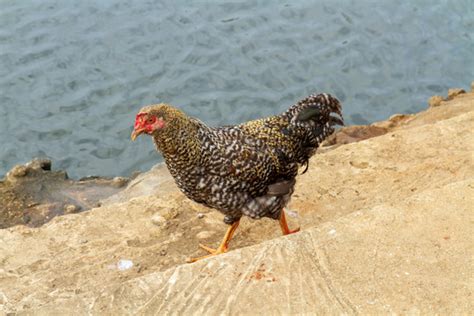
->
[131,93,343,262]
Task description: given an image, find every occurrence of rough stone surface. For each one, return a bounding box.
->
[196,230,214,239]
[0,89,473,314]
[428,95,444,107]
[323,125,388,146]
[447,88,465,99]
[0,159,130,228]
[22,179,473,315]
[150,214,167,226]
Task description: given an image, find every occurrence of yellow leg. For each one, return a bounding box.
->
[279,210,300,235]
[187,220,240,263]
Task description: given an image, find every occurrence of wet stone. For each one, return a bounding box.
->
[428,95,444,107]
[8,165,28,178]
[27,158,52,171]
[112,177,128,188]
[64,204,81,214]
[447,88,465,100]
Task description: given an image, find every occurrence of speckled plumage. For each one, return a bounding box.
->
[137,93,343,225]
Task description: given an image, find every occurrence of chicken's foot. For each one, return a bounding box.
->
[187,220,240,263]
[279,209,300,235]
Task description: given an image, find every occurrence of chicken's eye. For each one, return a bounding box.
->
[147,117,155,124]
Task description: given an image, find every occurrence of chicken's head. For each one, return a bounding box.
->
[131,104,187,141]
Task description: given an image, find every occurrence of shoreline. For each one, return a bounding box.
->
[1,85,470,229]
[1,84,473,313]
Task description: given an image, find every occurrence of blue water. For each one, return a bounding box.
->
[0,0,472,178]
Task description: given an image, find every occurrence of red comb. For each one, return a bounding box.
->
[134,113,147,129]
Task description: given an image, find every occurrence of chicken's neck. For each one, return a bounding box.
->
[152,117,203,170]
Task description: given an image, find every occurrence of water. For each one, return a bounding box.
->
[1,0,472,178]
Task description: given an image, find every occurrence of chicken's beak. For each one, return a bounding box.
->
[131,128,145,141]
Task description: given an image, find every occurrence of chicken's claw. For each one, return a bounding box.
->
[285,227,300,234]
[198,243,227,254]
[187,245,228,263]
[187,220,240,263]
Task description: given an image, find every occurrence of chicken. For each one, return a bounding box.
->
[131,93,343,262]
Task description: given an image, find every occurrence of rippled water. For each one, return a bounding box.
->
[0,0,472,178]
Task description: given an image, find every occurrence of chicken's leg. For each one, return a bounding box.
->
[187,220,240,263]
[279,209,300,235]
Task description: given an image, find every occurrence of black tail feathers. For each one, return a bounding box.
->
[285,93,344,171]
[294,93,344,127]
